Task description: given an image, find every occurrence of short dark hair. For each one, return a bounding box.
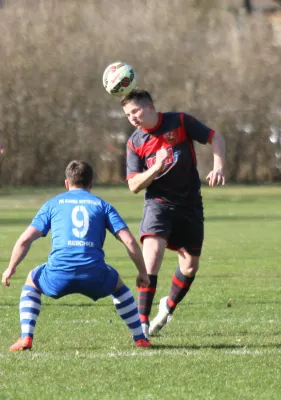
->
[65,160,93,188]
[120,88,154,107]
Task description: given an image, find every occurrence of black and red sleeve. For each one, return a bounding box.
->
[126,139,145,180]
[182,113,215,144]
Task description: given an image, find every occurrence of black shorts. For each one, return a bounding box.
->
[140,200,204,256]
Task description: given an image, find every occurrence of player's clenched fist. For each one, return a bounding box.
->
[2,268,16,287]
[154,148,169,172]
[136,273,150,288]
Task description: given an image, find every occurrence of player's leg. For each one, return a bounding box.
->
[149,207,203,335]
[82,263,151,347]
[139,236,166,336]
[167,251,199,313]
[112,275,152,347]
[9,270,42,352]
[9,263,69,352]
[138,201,171,334]
[149,253,199,336]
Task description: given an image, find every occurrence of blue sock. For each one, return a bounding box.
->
[20,285,41,339]
[112,285,146,342]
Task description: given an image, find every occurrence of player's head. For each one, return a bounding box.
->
[65,160,93,190]
[120,88,158,130]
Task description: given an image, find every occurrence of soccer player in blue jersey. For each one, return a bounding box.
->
[2,160,152,350]
[121,89,226,337]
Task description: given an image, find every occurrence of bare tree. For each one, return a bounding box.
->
[0,0,280,183]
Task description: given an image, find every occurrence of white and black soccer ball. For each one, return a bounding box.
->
[102,62,136,97]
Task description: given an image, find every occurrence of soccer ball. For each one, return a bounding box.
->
[102,62,136,97]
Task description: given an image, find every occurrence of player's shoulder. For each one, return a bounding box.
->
[163,111,193,121]
[90,194,119,216]
[88,193,106,206]
[127,127,146,149]
[88,193,116,211]
[49,191,70,204]
[36,192,64,214]
[160,112,186,130]
[163,111,182,118]
[52,191,67,201]
[45,192,66,206]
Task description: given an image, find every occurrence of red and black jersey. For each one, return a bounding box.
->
[126,112,214,206]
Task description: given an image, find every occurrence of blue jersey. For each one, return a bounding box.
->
[30,189,127,271]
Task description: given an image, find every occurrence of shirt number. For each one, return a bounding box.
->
[72,205,89,238]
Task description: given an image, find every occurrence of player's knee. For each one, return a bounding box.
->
[189,263,199,275]
[143,253,163,274]
[179,257,200,276]
[143,237,166,269]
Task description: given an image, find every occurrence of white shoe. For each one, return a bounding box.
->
[142,322,150,339]
[149,296,172,336]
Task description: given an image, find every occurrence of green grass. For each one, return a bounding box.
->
[1,185,281,400]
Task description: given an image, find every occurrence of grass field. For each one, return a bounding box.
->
[1,185,281,400]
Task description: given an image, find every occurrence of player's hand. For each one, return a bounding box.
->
[154,148,169,172]
[206,168,225,187]
[1,267,16,287]
[136,273,150,288]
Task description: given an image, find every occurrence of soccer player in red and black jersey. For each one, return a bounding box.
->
[121,88,225,337]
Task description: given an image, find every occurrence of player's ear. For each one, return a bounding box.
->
[65,179,69,189]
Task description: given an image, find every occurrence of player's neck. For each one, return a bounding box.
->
[141,112,161,132]
[68,186,91,193]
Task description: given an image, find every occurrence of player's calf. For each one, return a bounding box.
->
[137,274,158,327]
[9,284,42,351]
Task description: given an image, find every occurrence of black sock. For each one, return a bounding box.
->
[167,267,195,313]
[137,274,158,323]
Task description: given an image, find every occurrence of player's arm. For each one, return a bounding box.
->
[116,228,150,287]
[128,148,169,194]
[183,114,225,187]
[2,226,43,287]
[206,131,226,187]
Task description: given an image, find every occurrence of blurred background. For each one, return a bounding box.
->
[0,0,281,185]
